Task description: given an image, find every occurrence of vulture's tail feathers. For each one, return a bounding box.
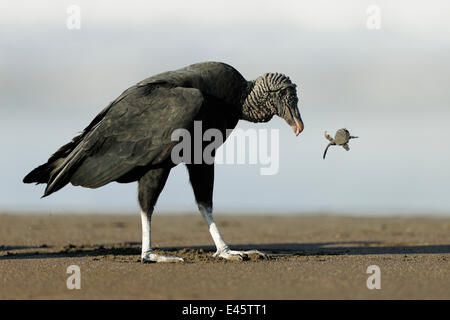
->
[24,102,112,196]
[42,143,86,198]
[23,163,55,185]
[23,134,82,185]
[23,133,87,197]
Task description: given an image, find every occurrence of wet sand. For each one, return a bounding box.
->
[0,213,449,299]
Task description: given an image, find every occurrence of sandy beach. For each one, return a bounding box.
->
[0,213,449,299]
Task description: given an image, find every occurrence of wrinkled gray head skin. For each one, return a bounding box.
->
[242,73,304,135]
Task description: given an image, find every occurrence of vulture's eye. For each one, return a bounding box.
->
[279,89,287,96]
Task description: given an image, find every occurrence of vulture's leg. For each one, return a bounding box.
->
[138,167,183,263]
[187,164,266,261]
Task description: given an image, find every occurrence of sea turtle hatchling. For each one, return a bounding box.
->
[323,128,358,159]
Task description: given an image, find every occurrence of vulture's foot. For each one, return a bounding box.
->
[213,248,267,261]
[141,253,184,263]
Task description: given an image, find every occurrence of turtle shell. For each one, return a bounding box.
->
[334,128,351,145]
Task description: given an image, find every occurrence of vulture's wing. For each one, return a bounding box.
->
[43,83,203,196]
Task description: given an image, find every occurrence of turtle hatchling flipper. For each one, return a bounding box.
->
[323,143,333,159]
[343,143,350,151]
[325,131,334,142]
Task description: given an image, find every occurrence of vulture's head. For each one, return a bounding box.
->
[243,73,304,136]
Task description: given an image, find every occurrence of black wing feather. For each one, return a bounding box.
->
[43,84,203,196]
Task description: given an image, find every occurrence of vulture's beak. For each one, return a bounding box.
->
[286,106,304,136]
[292,117,304,136]
[280,102,304,136]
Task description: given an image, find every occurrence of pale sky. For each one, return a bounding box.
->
[1,1,449,215]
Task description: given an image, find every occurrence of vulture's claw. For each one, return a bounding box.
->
[213,248,268,261]
[215,250,243,261]
[141,253,184,263]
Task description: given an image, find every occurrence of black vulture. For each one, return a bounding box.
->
[23,62,304,262]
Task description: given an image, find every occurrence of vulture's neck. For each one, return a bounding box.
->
[240,80,275,123]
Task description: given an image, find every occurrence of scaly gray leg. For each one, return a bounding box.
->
[187,163,266,260]
[138,167,183,263]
